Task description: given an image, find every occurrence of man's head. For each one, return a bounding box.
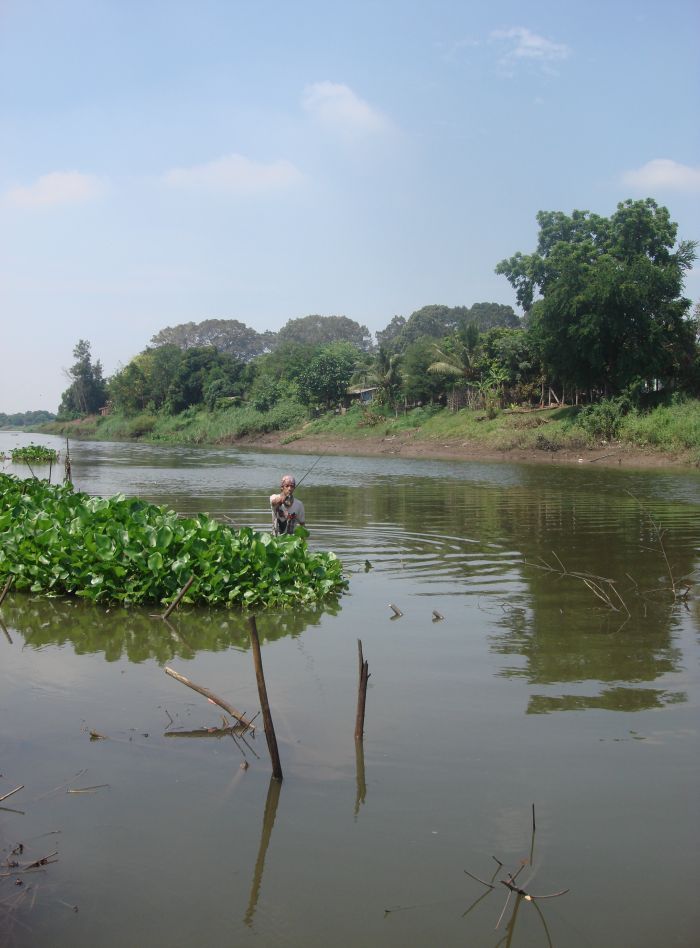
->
[280,474,296,503]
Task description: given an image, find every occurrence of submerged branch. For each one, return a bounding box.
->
[164,666,256,732]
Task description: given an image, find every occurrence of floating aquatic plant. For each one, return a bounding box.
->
[10,444,58,463]
[0,473,346,609]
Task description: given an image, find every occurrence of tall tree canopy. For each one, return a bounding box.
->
[496,199,697,394]
[298,342,358,408]
[275,314,373,351]
[59,340,107,416]
[151,318,274,361]
[109,345,245,414]
[376,303,518,353]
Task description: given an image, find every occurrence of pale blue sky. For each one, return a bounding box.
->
[1,0,698,412]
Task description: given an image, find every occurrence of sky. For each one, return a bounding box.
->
[1,0,698,413]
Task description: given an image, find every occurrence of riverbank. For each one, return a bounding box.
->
[233,428,697,470]
[37,399,700,471]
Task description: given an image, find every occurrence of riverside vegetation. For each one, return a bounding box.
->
[41,396,700,465]
[0,473,346,609]
[31,198,700,465]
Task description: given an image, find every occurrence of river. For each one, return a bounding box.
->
[1,431,699,947]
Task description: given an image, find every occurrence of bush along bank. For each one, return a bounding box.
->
[38,395,700,465]
[0,473,347,609]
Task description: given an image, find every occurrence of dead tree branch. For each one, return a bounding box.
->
[164,666,256,732]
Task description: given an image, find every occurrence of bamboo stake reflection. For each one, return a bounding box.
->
[354,737,367,816]
[244,776,282,928]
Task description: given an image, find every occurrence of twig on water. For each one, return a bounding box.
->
[22,851,58,870]
[626,490,684,601]
[463,868,495,890]
[529,554,630,615]
[164,666,256,732]
[67,784,110,794]
[464,805,568,936]
[164,725,250,740]
[0,786,24,804]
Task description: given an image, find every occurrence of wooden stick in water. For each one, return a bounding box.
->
[161,576,195,620]
[0,574,14,607]
[248,617,283,781]
[164,666,256,732]
[354,639,370,740]
[0,784,24,803]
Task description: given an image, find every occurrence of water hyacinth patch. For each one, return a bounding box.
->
[10,444,59,463]
[0,473,346,609]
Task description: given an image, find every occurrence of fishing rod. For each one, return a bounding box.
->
[294,444,331,489]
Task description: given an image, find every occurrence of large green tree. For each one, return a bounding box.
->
[59,340,108,417]
[496,199,697,395]
[401,338,449,404]
[165,347,244,413]
[151,318,274,361]
[276,314,373,351]
[376,303,518,354]
[298,342,357,408]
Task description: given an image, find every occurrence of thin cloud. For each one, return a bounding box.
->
[491,27,570,75]
[164,153,304,195]
[622,159,700,194]
[302,81,390,138]
[435,37,481,64]
[4,171,103,208]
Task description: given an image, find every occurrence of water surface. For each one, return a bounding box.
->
[1,432,699,946]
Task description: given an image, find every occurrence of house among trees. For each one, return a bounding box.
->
[347,385,378,404]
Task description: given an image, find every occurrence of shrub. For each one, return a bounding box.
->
[575,397,632,442]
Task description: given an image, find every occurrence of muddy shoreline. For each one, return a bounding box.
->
[232,430,698,471]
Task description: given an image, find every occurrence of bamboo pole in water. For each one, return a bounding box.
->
[248,616,283,781]
[0,574,14,607]
[161,575,195,620]
[355,639,370,741]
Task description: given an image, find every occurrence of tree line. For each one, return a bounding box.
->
[59,199,699,421]
[0,410,56,428]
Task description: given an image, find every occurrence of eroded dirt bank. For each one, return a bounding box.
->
[230,430,698,471]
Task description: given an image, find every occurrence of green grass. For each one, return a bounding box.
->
[38,397,700,463]
[619,398,700,452]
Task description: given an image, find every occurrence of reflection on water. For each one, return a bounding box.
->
[527,686,687,714]
[3,595,341,663]
[244,776,282,929]
[1,430,699,948]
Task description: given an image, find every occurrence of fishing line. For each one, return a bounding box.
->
[295,444,331,489]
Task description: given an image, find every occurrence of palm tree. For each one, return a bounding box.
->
[349,347,403,411]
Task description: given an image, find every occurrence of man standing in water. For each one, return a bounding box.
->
[270,474,306,536]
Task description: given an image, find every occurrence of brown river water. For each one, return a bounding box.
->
[1,431,699,947]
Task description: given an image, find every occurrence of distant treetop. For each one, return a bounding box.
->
[376,303,519,351]
[275,314,374,351]
[151,319,275,362]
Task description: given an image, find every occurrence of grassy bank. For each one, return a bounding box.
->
[39,397,700,465]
